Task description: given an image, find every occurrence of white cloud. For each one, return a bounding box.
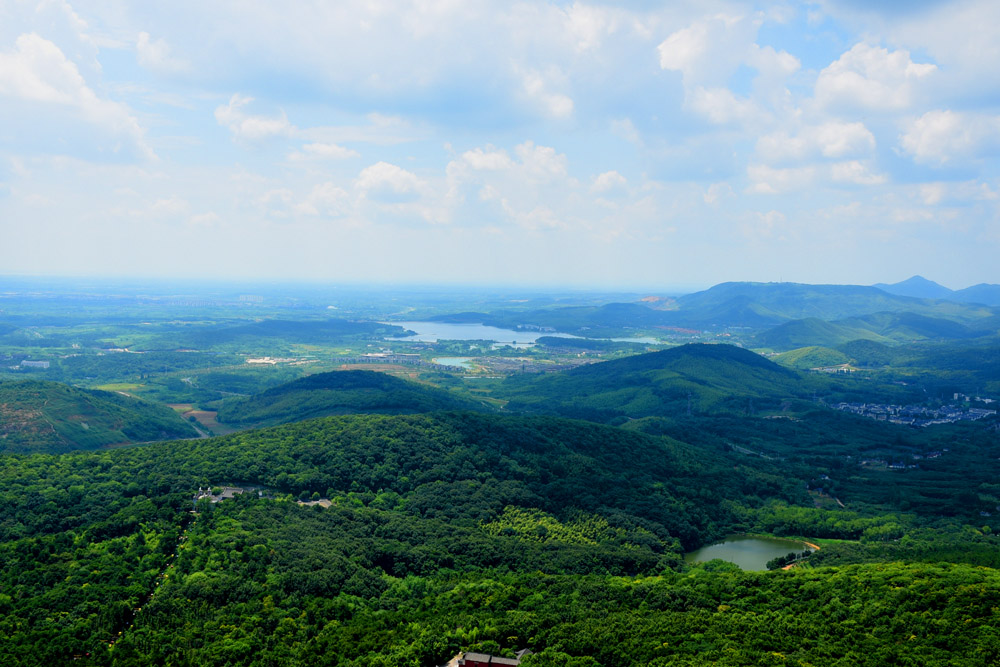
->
[215,94,293,141]
[514,141,568,180]
[899,110,1000,165]
[688,87,763,125]
[136,32,189,73]
[656,15,799,127]
[830,160,887,186]
[657,14,751,85]
[0,33,153,159]
[460,147,514,171]
[747,43,800,79]
[521,69,574,119]
[746,164,817,194]
[591,170,627,193]
[815,43,936,111]
[564,2,614,53]
[355,161,425,200]
[756,122,876,162]
[288,142,360,161]
[294,182,351,217]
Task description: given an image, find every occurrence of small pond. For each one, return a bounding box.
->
[684,535,815,571]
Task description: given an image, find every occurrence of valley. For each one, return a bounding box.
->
[2,276,1000,665]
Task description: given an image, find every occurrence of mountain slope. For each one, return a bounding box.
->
[216,369,485,427]
[953,283,1000,306]
[757,312,980,350]
[755,317,891,349]
[501,343,815,421]
[0,379,197,453]
[671,281,995,325]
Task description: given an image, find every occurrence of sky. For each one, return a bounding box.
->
[1,0,998,290]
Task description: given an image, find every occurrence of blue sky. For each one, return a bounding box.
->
[1,0,998,290]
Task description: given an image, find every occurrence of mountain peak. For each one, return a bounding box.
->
[874,275,952,300]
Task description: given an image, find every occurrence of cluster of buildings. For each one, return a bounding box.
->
[192,485,265,505]
[448,650,533,666]
[832,402,996,427]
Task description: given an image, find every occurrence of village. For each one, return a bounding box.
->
[831,401,996,427]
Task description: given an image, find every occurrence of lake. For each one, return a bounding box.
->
[385,321,659,345]
[684,535,815,571]
[433,357,473,368]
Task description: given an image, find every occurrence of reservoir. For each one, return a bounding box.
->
[684,535,815,571]
[433,357,473,368]
[386,321,659,345]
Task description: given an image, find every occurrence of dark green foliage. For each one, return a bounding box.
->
[2,409,1000,665]
[759,312,981,351]
[217,370,485,426]
[502,344,812,420]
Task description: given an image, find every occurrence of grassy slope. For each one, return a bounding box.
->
[0,379,197,453]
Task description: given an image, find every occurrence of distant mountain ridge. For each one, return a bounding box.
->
[425,280,999,334]
[875,275,1000,307]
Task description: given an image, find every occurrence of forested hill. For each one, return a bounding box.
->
[5,411,1000,665]
[216,369,486,427]
[0,379,197,453]
[501,343,817,421]
[106,412,795,550]
[756,312,982,350]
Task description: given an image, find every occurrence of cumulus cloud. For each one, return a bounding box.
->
[756,122,876,163]
[460,147,514,171]
[815,43,936,111]
[657,14,752,85]
[215,94,293,141]
[657,14,797,127]
[0,33,153,159]
[899,110,1000,165]
[688,87,764,125]
[355,162,425,201]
